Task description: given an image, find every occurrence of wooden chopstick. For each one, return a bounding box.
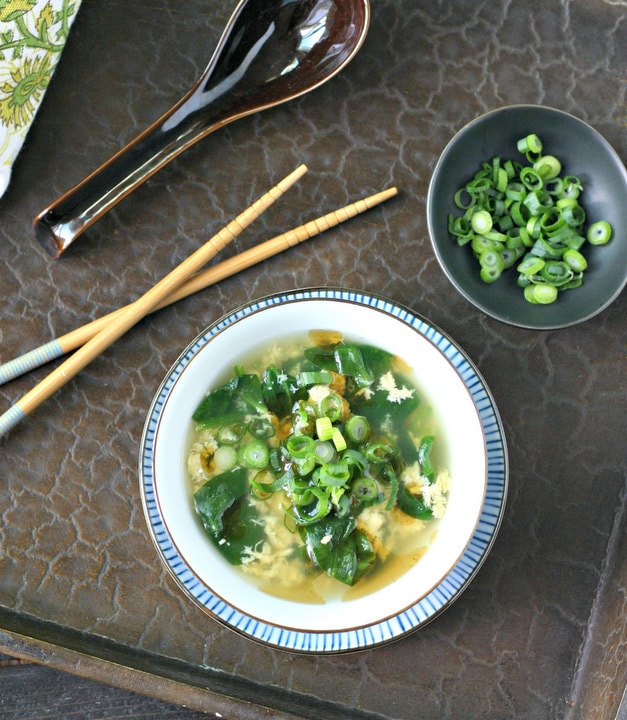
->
[0,164,307,439]
[0,186,398,386]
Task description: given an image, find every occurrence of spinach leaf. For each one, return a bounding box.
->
[353,529,376,582]
[233,372,267,415]
[396,482,434,520]
[194,468,248,535]
[358,344,394,378]
[194,468,266,564]
[261,365,305,417]
[304,515,375,585]
[305,342,381,388]
[192,372,266,428]
[333,345,374,387]
[214,496,266,565]
[354,381,420,424]
[417,435,436,484]
[352,381,420,461]
[303,345,334,368]
[191,384,236,426]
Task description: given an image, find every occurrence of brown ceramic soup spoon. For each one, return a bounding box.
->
[34,0,370,257]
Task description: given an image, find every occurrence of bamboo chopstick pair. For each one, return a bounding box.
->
[0,165,397,439]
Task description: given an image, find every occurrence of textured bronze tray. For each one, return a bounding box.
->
[0,1,625,718]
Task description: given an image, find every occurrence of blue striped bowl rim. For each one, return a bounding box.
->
[139,288,508,653]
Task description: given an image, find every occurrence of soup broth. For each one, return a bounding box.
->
[186,331,451,603]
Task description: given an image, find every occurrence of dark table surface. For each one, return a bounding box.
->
[1,1,625,719]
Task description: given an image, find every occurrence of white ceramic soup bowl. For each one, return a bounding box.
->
[140,288,507,652]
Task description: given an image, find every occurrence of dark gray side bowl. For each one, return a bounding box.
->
[427,104,627,329]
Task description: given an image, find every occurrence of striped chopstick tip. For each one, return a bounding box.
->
[0,340,66,386]
[0,404,27,439]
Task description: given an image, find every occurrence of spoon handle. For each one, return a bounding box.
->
[33,85,225,258]
[34,0,252,258]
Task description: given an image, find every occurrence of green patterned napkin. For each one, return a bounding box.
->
[0,0,81,198]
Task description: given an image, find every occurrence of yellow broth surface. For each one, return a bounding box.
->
[186,331,451,603]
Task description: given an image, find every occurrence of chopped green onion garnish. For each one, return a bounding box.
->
[351,477,379,502]
[533,155,561,180]
[517,133,543,159]
[517,255,545,276]
[298,370,333,386]
[331,427,347,452]
[540,261,573,286]
[520,167,543,191]
[320,393,343,421]
[587,220,612,246]
[314,440,335,464]
[366,443,392,463]
[237,440,270,469]
[561,204,586,228]
[448,133,613,305]
[249,470,285,498]
[217,423,247,445]
[479,249,505,271]
[285,435,315,458]
[214,445,238,471]
[524,284,558,304]
[316,416,333,441]
[480,266,501,283]
[345,415,370,443]
[471,209,493,234]
[563,248,588,272]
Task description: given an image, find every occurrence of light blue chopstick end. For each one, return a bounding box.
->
[0,404,27,439]
[0,340,65,386]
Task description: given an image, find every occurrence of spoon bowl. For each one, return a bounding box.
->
[34,0,370,257]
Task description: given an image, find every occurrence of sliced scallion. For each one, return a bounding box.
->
[471,209,493,234]
[563,248,588,272]
[587,220,612,246]
[517,133,543,160]
[479,250,505,272]
[517,255,545,276]
[315,416,333,441]
[524,284,558,304]
[298,370,333,386]
[314,440,335,464]
[217,423,247,445]
[351,477,379,502]
[533,154,561,180]
[214,445,238,472]
[237,440,270,470]
[285,434,315,459]
[320,393,343,421]
[331,427,347,452]
[366,443,393,464]
[345,415,370,443]
[448,133,613,305]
